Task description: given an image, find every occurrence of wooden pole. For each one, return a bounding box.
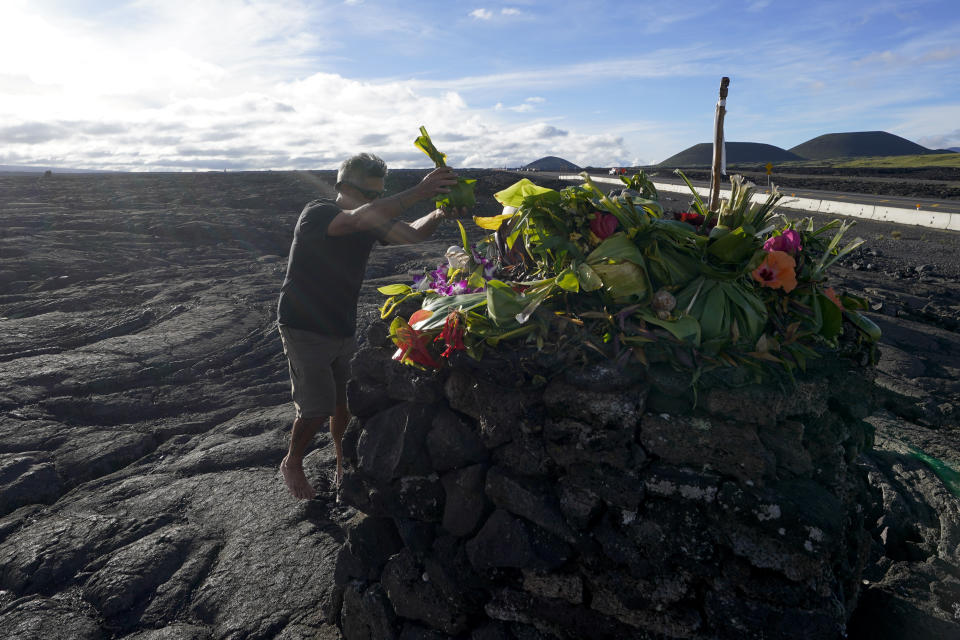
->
[709,77,730,212]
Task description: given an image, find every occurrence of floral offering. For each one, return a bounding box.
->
[379,170,881,380]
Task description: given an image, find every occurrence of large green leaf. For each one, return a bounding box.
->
[493,178,556,207]
[591,261,650,301]
[637,310,701,345]
[485,280,526,327]
[818,292,843,339]
[515,283,555,324]
[416,292,487,329]
[576,263,604,291]
[555,268,580,292]
[436,178,476,208]
[699,284,728,341]
[707,226,759,264]
[644,241,700,288]
[378,283,412,296]
[586,233,646,266]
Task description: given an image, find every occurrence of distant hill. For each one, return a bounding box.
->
[524,156,581,171]
[788,131,936,160]
[658,142,804,167]
[948,147,960,153]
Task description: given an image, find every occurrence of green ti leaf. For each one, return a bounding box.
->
[413,126,447,166]
[817,292,843,340]
[458,220,470,253]
[414,126,476,208]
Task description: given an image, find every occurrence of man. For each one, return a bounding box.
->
[277,152,466,500]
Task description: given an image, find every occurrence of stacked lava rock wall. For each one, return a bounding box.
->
[331,320,877,640]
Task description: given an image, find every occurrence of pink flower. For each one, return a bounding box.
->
[589,212,618,239]
[763,229,802,254]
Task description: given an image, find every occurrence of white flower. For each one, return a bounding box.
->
[445,246,471,271]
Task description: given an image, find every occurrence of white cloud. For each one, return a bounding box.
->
[469,7,523,21]
[890,105,960,148]
[494,97,546,113]
[0,57,617,170]
[915,131,960,149]
[0,61,642,171]
[2,1,959,171]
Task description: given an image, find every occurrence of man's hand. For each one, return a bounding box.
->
[416,166,458,200]
[440,206,471,220]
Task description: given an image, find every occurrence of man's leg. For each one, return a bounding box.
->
[330,402,350,486]
[281,415,327,499]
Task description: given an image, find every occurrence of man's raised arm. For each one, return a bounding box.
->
[327,167,457,237]
[381,206,471,245]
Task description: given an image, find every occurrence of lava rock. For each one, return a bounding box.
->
[441,464,488,537]
[381,548,470,635]
[426,408,488,472]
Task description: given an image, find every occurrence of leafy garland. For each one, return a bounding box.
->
[379,170,881,382]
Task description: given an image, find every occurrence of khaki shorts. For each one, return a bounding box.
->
[278,325,355,418]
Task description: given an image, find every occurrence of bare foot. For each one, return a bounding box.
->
[280,455,316,500]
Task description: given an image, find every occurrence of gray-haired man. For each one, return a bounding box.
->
[277,153,467,499]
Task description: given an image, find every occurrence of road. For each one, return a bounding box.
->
[523,171,960,215]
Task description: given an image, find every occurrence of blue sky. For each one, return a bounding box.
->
[2,0,959,171]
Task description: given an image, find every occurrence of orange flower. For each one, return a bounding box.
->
[823,287,844,309]
[751,250,797,293]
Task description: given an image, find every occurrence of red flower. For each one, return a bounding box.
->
[589,212,618,239]
[391,318,440,368]
[674,211,704,226]
[436,311,466,358]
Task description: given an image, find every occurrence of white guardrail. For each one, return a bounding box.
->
[558,175,960,232]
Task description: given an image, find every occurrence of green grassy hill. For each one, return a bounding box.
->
[804,153,960,168]
[788,131,940,160]
[658,142,804,167]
